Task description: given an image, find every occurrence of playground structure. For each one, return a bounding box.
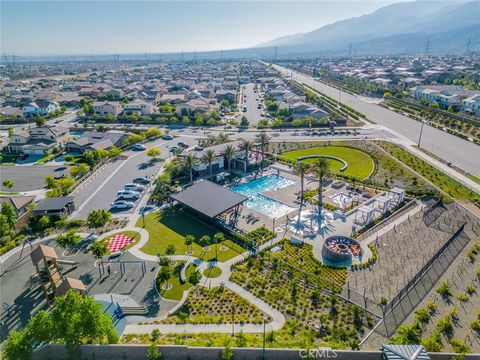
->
[98,258,146,278]
[30,245,87,306]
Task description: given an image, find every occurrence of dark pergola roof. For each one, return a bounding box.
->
[34,196,74,212]
[170,180,247,218]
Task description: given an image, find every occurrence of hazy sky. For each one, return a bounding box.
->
[1,0,408,55]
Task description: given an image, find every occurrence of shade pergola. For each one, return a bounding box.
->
[55,277,87,297]
[170,180,248,219]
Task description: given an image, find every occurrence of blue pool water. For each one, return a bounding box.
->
[231,174,295,218]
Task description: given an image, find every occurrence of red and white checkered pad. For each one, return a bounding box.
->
[108,234,132,253]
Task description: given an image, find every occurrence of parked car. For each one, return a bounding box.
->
[117,190,139,200]
[132,144,146,151]
[133,177,150,184]
[125,183,144,192]
[111,200,134,209]
[162,135,174,140]
[178,141,189,148]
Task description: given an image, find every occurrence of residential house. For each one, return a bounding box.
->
[33,196,75,218]
[462,94,480,116]
[123,100,154,116]
[5,125,69,155]
[159,93,186,104]
[66,130,128,153]
[215,90,237,104]
[290,102,328,120]
[0,195,35,217]
[176,98,219,115]
[92,101,122,116]
[23,100,60,117]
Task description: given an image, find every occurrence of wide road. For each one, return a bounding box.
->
[273,64,480,177]
[238,83,263,126]
[71,135,197,219]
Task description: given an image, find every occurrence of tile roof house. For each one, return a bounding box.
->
[5,125,69,155]
[175,98,219,115]
[22,99,60,117]
[92,101,123,116]
[66,130,128,153]
[0,195,35,217]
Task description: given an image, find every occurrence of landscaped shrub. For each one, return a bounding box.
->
[245,227,275,245]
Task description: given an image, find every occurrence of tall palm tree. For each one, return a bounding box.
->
[292,161,309,205]
[183,153,197,184]
[255,132,271,165]
[311,158,331,215]
[222,144,236,174]
[238,139,254,173]
[201,149,216,180]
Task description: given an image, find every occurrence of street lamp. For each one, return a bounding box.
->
[262,315,267,360]
[418,120,425,147]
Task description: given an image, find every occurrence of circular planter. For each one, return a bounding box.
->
[161,283,173,291]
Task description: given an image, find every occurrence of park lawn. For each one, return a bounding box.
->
[279,146,374,179]
[138,207,245,262]
[203,266,222,278]
[101,230,141,254]
[159,262,196,301]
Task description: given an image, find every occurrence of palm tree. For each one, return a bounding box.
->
[292,161,309,205]
[201,149,216,180]
[311,158,331,215]
[217,133,229,144]
[222,144,236,174]
[238,139,254,173]
[183,154,197,184]
[255,132,271,164]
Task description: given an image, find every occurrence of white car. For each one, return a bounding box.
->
[111,200,134,209]
[125,183,144,192]
[117,190,139,200]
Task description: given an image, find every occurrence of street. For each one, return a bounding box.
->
[272,64,480,177]
[238,83,264,126]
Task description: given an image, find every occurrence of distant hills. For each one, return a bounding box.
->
[259,0,480,56]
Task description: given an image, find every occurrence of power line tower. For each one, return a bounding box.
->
[425,37,431,55]
[348,42,352,57]
[466,35,472,54]
[274,46,278,60]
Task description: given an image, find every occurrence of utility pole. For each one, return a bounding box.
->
[418,120,425,147]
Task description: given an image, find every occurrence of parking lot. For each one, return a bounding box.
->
[0,164,67,192]
[71,135,197,219]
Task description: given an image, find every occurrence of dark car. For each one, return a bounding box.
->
[178,141,189,148]
[133,177,150,184]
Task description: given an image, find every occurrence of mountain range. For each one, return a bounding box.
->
[259,0,480,56]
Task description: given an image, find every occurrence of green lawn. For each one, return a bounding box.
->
[203,266,222,278]
[279,146,374,179]
[158,262,196,301]
[138,207,246,262]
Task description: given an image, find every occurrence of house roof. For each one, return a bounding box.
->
[34,196,74,212]
[381,344,430,360]
[170,180,248,218]
[0,195,35,211]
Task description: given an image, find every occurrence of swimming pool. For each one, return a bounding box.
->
[231,174,295,218]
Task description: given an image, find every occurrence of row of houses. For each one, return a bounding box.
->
[410,86,480,115]
[4,125,128,155]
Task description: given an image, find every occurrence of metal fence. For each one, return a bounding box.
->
[377,223,469,337]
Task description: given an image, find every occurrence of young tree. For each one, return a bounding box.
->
[90,240,109,259]
[87,209,112,228]
[240,116,249,128]
[147,343,163,360]
[56,230,81,249]
[2,179,14,192]
[165,244,176,256]
[146,147,161,161]
[158,267,171,283]
[199,235,211,247]
[1,201,17,229]
[184,234,195,251]
[188,269,202,285]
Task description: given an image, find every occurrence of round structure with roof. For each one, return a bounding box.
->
[322,236,362,264]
